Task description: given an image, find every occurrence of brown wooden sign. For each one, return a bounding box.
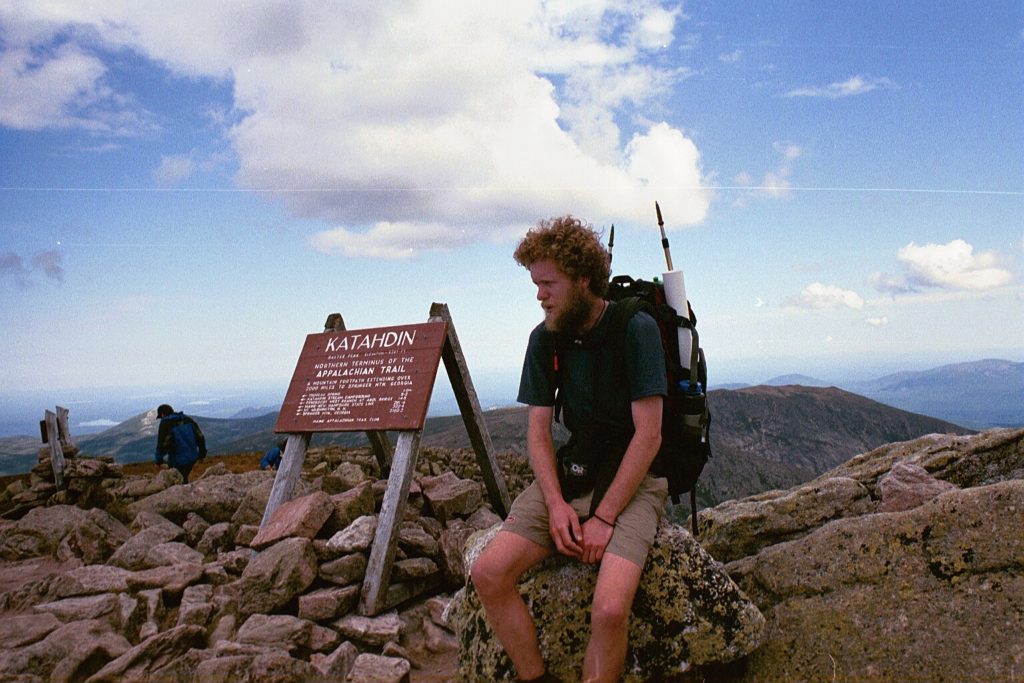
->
[274,321,448,433]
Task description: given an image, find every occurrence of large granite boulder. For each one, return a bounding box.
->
[0,504,130,563]
[698,475,875,563]
[710,427,1024,682]
[126,471,272,525]
[448,520,766,682]
[727,479,1024,681]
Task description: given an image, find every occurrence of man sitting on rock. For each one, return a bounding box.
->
[470,216,668,683]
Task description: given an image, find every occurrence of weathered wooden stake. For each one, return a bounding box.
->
[43,410,66,489]
[359,303,510,615]
[56,406,74,450]
[430,302,511,516]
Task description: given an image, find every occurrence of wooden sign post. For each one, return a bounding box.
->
[262,303,511,615]
[40,406,74,489]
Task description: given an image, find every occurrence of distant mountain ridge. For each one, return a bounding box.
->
[845,358,1023,430]
[761,373,832,388]
[701,384,970,505]
[1,386,972,512]
[740,358,1022,431]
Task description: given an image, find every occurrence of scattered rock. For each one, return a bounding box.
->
[1,430,1017,683]
[251,490,334,549]
[236,536,318,617]
[420,472,482,524]
[879,460,958,512]
[326,514,378,553]
[346,652,411,683]
[334,611,404,648]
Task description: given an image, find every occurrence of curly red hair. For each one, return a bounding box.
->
[513,215,610,297]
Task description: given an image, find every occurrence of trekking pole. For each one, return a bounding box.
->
[655,201,674,271]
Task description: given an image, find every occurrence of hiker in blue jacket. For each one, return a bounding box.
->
[154,404,206,483]
[260,439,286,470]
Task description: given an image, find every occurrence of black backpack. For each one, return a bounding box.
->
[602,274,712,535]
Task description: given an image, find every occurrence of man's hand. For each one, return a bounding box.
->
[547,498,582,559]
[580,516,614,564]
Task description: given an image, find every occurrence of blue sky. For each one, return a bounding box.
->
[1,1,1022,435]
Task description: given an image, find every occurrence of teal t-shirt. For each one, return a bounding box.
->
[517,303,667,435]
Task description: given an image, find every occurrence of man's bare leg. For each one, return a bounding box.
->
[470,530,554,680]
[582,553,644,683]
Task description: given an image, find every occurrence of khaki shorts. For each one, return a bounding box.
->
[502,475,668,567]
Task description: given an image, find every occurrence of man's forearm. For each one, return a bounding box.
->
[591,430,660,522]
[526,406,563,507]
[592,395,663,522]
[528,429,563,507]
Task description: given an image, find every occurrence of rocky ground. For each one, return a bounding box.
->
[3,427,1021,682]
[0,445,535,682]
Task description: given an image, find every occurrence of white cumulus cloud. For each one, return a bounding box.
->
[0,2,711,258]
[790,282,865,310]
[310,222,474,260]
[897,239,1013,290]
[872,239,1014,293]
[153,154,195,187]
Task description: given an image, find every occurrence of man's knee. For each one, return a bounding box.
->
[591,593,631,632]
[469,551,506,598]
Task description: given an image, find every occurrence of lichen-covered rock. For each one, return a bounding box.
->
[798,428,1021,505]
[725,478,1024,682]
[0,504,130,563]
[449,520,766,683]
[697,475,874,563]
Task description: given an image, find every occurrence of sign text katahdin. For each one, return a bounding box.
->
[274,321,447,433]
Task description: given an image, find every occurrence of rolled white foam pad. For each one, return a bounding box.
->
[663,270,692,370]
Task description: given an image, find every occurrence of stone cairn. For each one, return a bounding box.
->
[0,445,532,683]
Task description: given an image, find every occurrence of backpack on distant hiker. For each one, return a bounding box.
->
[551,273,712,536]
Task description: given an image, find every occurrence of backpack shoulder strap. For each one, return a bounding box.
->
[604,297,647,349]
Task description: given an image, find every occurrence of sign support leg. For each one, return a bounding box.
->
[430,302,511,517]
[359,430,429,615]
[259,432,311,528]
